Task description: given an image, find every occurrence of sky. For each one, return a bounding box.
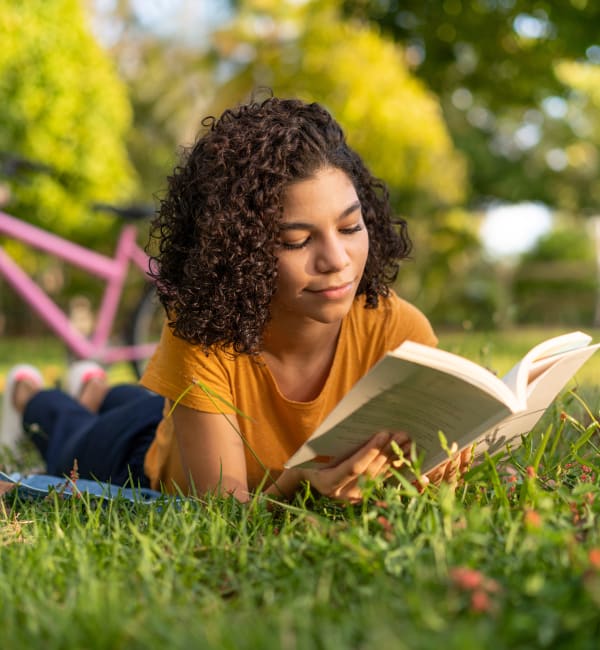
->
[93,0,231,45]
[480,202,553,260]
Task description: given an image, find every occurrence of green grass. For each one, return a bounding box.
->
[439,325,600,380]
[2,329,600,648]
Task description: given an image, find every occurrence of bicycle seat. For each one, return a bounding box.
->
[92,203,155,221]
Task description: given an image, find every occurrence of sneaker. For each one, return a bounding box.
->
[65,361,107,398]
[1,364,43,451]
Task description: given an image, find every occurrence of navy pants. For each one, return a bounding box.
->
[23,385,164,488]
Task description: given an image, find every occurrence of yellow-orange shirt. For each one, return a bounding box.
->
[140,292,437,493]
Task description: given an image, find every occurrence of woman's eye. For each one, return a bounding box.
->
[340,224,363,235]
[281,236,311,250]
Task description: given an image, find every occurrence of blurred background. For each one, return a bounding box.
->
[1,0,600,342]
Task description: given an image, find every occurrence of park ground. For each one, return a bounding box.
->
[1,327,600,649]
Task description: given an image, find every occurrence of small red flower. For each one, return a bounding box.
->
[470,589,492,613]
[526,465,536,479]
[524,509,542,529]
[377,515,393,533]
[450,567,484,591]
[588,548,600,569]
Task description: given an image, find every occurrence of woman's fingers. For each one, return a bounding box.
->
[321,437,474,501]
[310,431,414,500]
[425,444,474,486]
[342,431,390,476]
[460,445,474,469]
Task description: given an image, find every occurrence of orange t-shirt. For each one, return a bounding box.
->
[140,292,437,494]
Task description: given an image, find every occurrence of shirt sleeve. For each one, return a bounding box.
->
[139,323,235,414]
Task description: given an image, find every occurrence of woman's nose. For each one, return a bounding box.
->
[314,234,350,273]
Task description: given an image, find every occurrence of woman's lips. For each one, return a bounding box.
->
[306,281,355,299]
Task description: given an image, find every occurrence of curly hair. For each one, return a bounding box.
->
[148,96,412,354]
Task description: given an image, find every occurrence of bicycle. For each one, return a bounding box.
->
[0,154,163,378]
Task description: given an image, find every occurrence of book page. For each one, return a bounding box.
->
[525,342,600,406]
[399,343,600,473]
[389,341,519,407]
[285,355,513,469]
[470,408,549,463]
[502,331,591,400]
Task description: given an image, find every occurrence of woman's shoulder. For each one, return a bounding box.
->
[348,291,437,348]
[140,322,245,397]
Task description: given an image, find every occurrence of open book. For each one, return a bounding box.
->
[285,331,600,474]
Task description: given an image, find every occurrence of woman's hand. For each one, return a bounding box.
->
[295,431,412,503]
[423,445,473,488]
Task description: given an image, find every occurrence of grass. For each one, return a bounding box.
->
[440,325,600,381]
[2,328,600,648]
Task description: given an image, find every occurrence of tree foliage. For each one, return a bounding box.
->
[0,0,136,241]
[343,0,600,213]
[93,0,217,201]
[211,0,466,215]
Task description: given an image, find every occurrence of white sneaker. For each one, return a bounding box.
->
[1,364,43,452]
[65,361,106,398]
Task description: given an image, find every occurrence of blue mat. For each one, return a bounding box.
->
[0,471,163,503]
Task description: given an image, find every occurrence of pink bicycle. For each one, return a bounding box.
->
[0,156,163,377]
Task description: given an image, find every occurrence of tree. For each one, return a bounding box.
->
[211,0,466,215]
[342,0,600,213]
[89,0,222,199]
[0,0,136,242]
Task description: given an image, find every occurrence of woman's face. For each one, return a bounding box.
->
[270,166,369,327]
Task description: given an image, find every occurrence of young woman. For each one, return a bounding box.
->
[1,97,466,502]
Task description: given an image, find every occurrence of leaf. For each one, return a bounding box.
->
[0,481,16,497]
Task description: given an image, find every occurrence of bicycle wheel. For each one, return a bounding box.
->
[127,284,165,378]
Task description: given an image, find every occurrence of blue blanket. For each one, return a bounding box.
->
[0,471,163,503]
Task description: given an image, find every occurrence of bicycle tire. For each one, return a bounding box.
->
[127,283,164,378]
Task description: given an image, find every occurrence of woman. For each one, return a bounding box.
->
[2,97,466,502]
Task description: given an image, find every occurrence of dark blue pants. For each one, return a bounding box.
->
[23,385,164,488]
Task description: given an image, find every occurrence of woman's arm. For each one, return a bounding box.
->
[172,404,409,503]
[172,403,251,500]
[172,405,471,503]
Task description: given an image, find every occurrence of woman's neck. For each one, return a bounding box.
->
[261,319,343,402]
[262,317,341,361]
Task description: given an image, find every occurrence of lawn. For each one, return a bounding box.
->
[2,329,600,649]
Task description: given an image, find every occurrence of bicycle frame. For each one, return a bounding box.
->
[0,210,157,364]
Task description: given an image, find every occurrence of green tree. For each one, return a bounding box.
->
[343,0,600,213]
[90,0,221,198]
[0,0,136,241]
[406,208,499,329]
[212,0,466,215]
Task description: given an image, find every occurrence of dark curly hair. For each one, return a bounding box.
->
[148,96,412,354]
